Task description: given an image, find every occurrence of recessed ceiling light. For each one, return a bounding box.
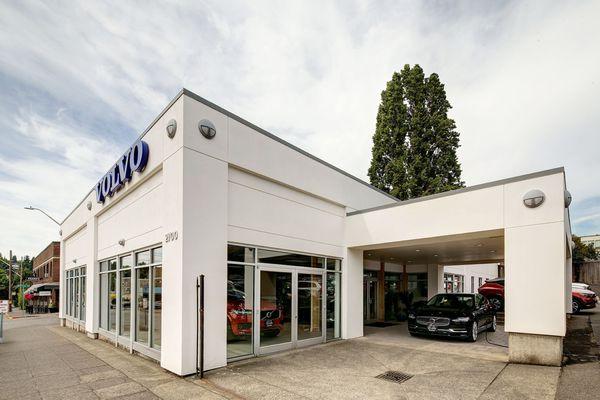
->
[415,249,421,252]
[408,260,413,263]
[390,257,395,260]
[433,254,438,257]
[490,250,496,253]
[476,243,483,247]
[367,253,372,256]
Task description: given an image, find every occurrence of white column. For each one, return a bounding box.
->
[427,264,444,298]
[565,255,573,313]
[85,216,99,336]
[343,248,363,339]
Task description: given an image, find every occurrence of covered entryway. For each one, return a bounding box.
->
[343,168,572,366]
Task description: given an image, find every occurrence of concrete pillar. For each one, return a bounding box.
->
[343,248,363,339]
[427,264,444,299]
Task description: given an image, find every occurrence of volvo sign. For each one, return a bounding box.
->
[96,141,149,203]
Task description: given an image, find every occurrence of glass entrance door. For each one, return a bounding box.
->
[257,268,325,355]
[363,277,378,323]
[258,269,293,353]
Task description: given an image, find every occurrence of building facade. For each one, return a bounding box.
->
[60,89,574,375]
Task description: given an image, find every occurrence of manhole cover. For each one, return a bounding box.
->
[375,370,413,384]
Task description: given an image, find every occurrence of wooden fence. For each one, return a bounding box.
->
[580,261,600,284]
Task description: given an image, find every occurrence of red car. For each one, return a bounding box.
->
[478,278,505,311]
[572,287,598,314]
[479,278,599,314]
[227,282,283,338]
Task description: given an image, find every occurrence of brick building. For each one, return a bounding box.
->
[29,241,60,312]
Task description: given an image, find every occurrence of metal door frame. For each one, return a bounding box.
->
[363,276,378,323]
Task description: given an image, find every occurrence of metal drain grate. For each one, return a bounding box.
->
[375,370,413,384]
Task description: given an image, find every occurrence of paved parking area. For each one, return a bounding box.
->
[205,323,558,400]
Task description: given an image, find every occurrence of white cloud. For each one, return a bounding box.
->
[0,0,599,255]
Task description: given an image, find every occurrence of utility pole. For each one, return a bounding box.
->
[8,250,12,312]
[19,257,23,310]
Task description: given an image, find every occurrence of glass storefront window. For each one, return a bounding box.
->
[120,269,131,338]
[100,273,108,329]
[227,264,254,359]
[258,249,324,268]
[326,259,341,271]
[297,273,322,341]
[326,272,341,340]
[81,273,86,321]
[109,271,117,332]
[152,248,162,264]
[259,270,292,347]
[136,267,150,344]
[228,245,255,263]
[136,250,151,266]
[152,266,162,349]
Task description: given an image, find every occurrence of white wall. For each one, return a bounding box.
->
[444,264,498,293]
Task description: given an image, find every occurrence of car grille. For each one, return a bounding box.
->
[261,309,280,319]
[416,316,450,327]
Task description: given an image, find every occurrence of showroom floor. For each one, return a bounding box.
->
[206,323,560,400]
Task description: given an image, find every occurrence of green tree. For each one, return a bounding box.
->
[572,235,599,282]
[368,64,464,200]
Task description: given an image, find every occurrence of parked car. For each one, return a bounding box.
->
[226,281,284,339]
[571,286,598,314]
[408,293,496,342]
[478,278,504,311]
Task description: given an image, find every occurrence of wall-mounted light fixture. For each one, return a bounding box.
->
[198,119,216,139]
[166,119,177,139]
[523,189,545,208]
[564,190,572,208]
[86,201,92,210]
[118,239,125,246]
[72,259,76,264]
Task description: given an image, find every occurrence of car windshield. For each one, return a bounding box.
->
[427,294,475,309]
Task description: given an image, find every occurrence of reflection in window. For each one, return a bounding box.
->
[326,272,341,340]
[227,245,255,263]
[258,249,324,268]
[100,273,108,329]
[152,267,162,349]
[109,272,117,332]
[298,274,322,340]
[120,269,131,338]
[227,264,254,359]
[136,267,150,344]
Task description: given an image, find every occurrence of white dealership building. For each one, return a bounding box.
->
[60,89,573,375]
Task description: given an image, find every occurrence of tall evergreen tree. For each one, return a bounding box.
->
[368,64,464,200]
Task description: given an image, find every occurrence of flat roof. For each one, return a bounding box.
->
[61,88,397,224]
[347,167,565,216]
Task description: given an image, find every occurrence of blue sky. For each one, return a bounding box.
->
[1,0,599,256]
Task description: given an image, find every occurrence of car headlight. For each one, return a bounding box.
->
[452,317,470,323]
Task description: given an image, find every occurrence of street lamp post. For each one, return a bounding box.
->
[24,206,60,225]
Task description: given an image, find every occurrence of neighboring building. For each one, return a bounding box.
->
[580,234,600,251]
[30,241,60,312]
[60,89,573,375]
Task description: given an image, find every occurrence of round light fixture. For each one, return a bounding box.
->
[564,190,572,208]
[166,119,177,139]
[198,119,216,139]
[523,189,545,208]
[86,200,92,210]
[118,239,125,246]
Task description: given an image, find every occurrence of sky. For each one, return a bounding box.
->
[0,0,599,257]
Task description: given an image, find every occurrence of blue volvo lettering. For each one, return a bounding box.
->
[96,140,149,203]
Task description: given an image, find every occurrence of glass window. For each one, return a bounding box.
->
[258,249,324,268]
[478,277,483,287]
[81,275,86,322]
[471,276,475,293]
[326,272,341,340]
[228,245,255,263]
[259,270,292,347]
[109,272,117,332]
[120,255,133,269]
[74,276,79,319]
[100,273,108,329]
[227,264,254,358]
[136,250,151,266]
[136,267,150,344]
[298,273,322,340]
[109,260,117,270]
[326,259,341,271]
[100,261,108,272]
[152,266,162,349]
[152,248,162,264]
[120,269,131,338]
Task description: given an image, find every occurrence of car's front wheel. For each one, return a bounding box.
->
[488,315,497,332]
[468,321,478,342]
[572,299,581,314]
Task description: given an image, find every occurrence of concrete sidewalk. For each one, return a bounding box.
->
[0,314,234,399]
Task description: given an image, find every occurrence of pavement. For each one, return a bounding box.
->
[0,313,234,399]
[0,312,573,400]
[555,307,600,400]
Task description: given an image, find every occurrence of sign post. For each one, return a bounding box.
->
[0,299,9,344]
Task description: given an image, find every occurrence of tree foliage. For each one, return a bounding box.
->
[368,64,464,200]
[572,235,599,265]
